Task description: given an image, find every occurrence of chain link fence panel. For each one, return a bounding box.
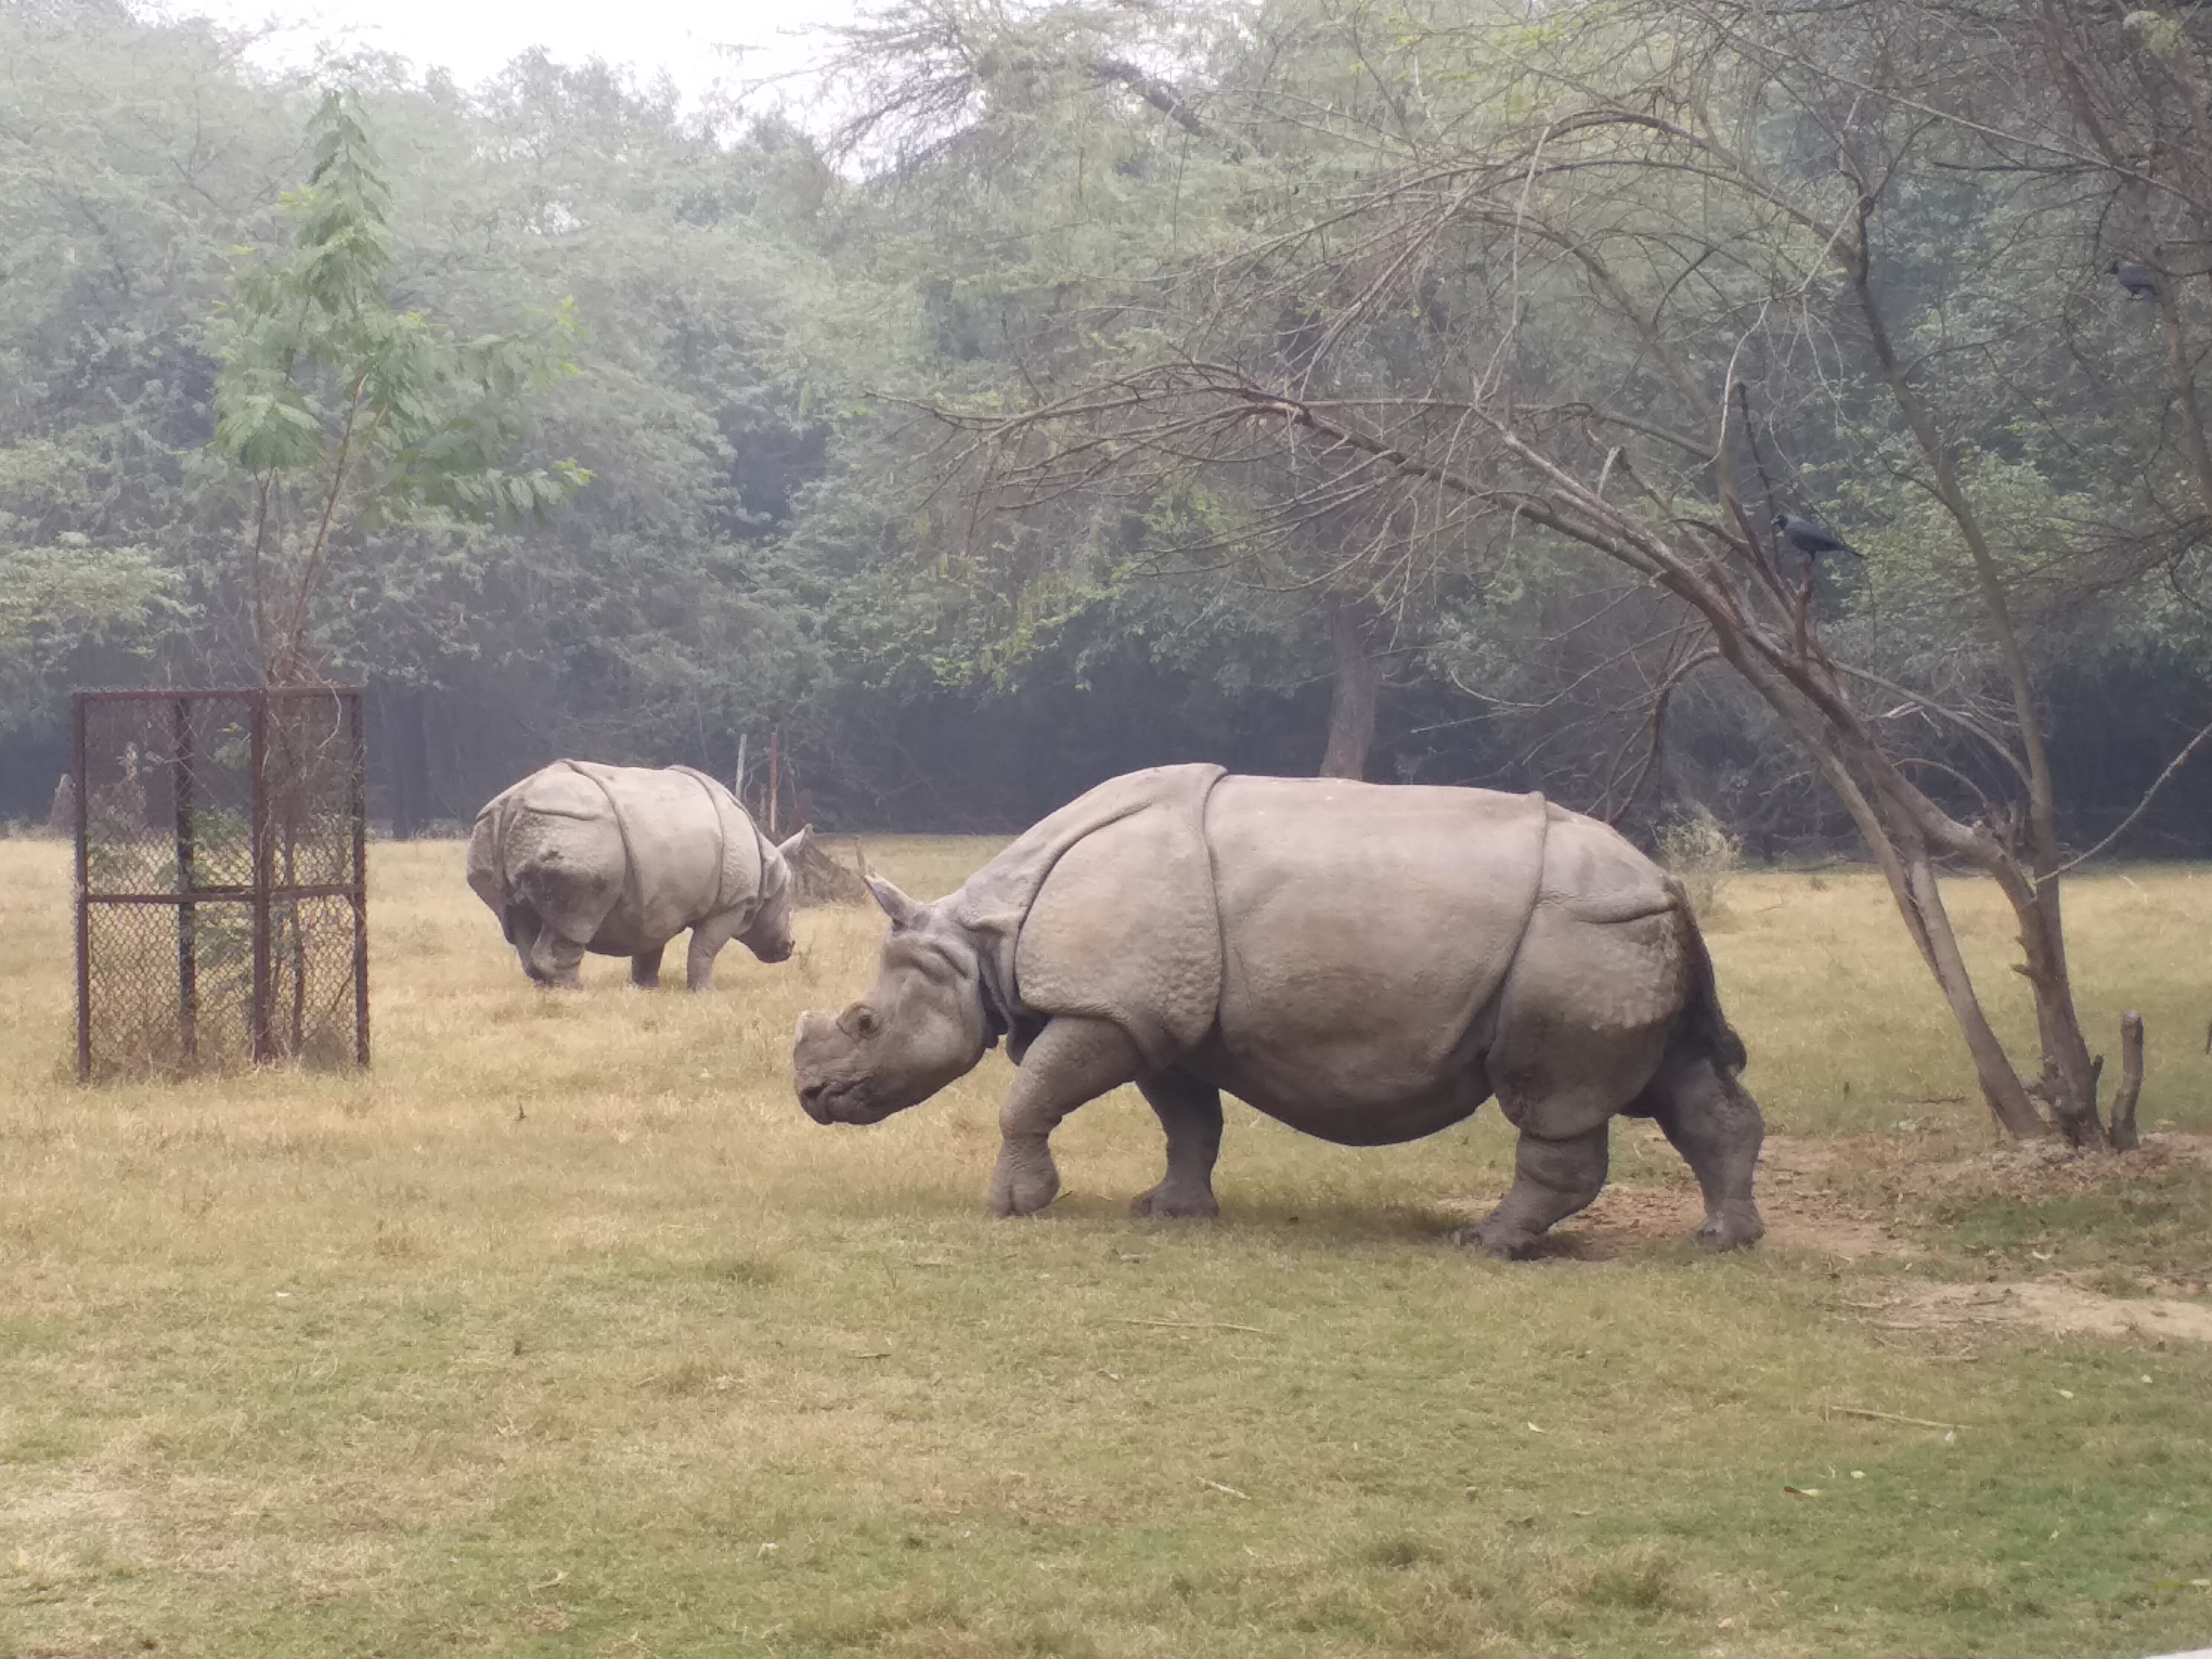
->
[73,688,368,1082]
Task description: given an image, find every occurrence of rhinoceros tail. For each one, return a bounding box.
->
[1670,882,1747,1077]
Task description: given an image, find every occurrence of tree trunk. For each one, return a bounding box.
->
[1893,842,2051,1138]
[2007,867,2104,1146]
[1840,215,2099,1143]
[2104,1014,2146,1152]
[1319,600,1380,780]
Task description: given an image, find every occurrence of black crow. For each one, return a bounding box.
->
[1772,513,1860,559]
[2108,259,2159,301]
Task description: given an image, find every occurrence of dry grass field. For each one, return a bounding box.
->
[3,835,2211,1659]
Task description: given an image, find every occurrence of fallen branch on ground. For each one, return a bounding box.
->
[1825,1405,1962,1431]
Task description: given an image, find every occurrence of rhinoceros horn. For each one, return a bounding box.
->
[866,875,925,929]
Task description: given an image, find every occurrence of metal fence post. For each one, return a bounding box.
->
[174,695,198,1065]
[249,690,274,1064]
[72,693,91,1083]
[349,691,370,1067]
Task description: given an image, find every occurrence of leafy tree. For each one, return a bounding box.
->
[202,90,588,685]
[5,0,2208,895]
[0,0,290,736]
[0,538,173,731]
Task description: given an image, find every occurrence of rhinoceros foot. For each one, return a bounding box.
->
[1447,1221,1551,1261]
[987,1139,1061,1217]
[1690,1205,1765,1250]
[1129,1182,1219,1220]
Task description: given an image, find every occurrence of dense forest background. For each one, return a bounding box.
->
[6,0,2211,848]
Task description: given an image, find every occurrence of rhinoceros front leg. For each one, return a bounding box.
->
[503,902,546,981]
[683,912,744,991]
[988,1016,1143,1218]
[1130,1071,1222,1219]
[526,927,588,989]
[1452,1124,1609,1260]
[630,944,665,989]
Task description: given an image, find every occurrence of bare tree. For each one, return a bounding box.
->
[933,0,2212,1143]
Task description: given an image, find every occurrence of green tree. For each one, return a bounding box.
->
[0,0,290,736]
[204,90,588,686]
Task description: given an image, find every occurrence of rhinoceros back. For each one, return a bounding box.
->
[1202,776,1550,1107]
[554,762,737,944]
[1488,804,1711,1070]
[953,764,1226,1069]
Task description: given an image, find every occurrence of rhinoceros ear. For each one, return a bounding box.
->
[774,825,812,862]
[866,876,923,930]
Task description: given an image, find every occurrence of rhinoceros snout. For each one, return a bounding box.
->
[797,1081,833,1124]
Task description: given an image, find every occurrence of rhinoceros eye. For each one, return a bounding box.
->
[845,1005,878,1039]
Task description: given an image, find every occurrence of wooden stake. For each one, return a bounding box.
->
[2107,1012,2146,1152]
[766,729,780,838]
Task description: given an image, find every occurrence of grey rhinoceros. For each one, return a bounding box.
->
[791,764,1764,1258]
[467,761,808,989]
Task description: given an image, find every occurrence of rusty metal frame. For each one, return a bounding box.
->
[72,686,370,1081]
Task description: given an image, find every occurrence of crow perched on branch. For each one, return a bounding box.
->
[2108,259,2159,301]
[1772,513,1861,559]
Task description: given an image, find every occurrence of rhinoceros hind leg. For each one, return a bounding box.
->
[1643,1055,1765,1250]
[1452,1124,1609,1259]
[630,944,665,989]
[988,1016,1143,1218]
[1130,1071,1223,1219]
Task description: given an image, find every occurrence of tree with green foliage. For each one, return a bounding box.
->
[5,0,2208,875]
[203,90,589,686]
[0,1,285,736]
[0,539,173,729]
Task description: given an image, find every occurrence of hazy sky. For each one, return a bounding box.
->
[151,0,867,110]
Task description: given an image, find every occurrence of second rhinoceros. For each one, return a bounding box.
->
[468,761,807,989]
[792,764,1764,1257]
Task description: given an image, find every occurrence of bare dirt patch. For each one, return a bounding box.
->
[1548,1132,2212,1294]
[1546,1133,1909,1261]
[1872,1129,2212,1205]
[1859,1280,2212,1346]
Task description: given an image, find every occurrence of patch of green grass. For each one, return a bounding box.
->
[3,841,2212,1658]
[1711,866,2212,1138]
[1936,1168,2212,1284]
